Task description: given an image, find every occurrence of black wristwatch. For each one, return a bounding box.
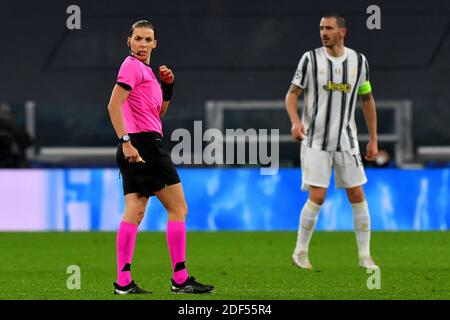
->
[119,134,130,143]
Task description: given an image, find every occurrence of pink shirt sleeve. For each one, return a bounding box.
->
[117,59,142,90]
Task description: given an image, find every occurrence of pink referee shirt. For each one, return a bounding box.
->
[116,56,163,135]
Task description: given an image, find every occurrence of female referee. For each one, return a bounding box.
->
[107,20,214,295]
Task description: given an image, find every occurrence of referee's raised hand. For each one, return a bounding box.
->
[122,142,145,163]
[159,65,174,84]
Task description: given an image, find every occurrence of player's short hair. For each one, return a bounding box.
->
[322,13,346,28]
[129,20,156,38]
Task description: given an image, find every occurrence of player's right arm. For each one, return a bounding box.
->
[107,85,142,163]
[286,83,306,141]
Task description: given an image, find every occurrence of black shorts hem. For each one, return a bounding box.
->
[116,132,181,198]
[123,179,181,198]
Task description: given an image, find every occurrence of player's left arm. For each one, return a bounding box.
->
[360,90,378,161]
[358,55,378,161]
[159,65,175,118]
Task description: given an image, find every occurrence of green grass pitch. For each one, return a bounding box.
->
[0,231,449,300]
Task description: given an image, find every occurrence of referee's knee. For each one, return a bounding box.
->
[124,208,146,225]
[168,202,188,220]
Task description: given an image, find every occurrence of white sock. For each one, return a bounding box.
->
[294,199,321,253]
[352,200,371,258]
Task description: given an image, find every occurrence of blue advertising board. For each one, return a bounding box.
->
[0,168,448,231]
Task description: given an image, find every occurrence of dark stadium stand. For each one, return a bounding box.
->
[1,0,449,165]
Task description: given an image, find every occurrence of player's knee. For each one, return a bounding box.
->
[309,194,326,205]
[347,187,365,203]
[311,197,325,205]
[309,187,327,205]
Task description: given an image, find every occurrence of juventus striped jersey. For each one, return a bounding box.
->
[291,46,371,152]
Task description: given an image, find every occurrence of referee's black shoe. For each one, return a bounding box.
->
[171,276,214,294]
[113,281,152,295]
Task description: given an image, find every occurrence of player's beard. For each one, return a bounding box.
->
[322,38,335,48]
[323,36,342,49]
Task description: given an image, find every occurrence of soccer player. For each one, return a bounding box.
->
[285,14,378,269]
[107,20,214,294]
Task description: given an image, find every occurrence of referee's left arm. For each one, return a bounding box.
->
[159,65,174,118]
[160,101,170,118]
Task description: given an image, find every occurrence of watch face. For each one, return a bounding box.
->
[122,134,130,142]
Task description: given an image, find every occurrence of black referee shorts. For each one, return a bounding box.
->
[116,131,181,198]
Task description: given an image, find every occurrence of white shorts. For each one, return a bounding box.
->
[300,144,367,191]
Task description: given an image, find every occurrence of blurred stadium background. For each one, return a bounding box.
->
[1,0,450,301]
[0,0,449,232]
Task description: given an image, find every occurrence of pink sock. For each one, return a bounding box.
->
[116,221,138,287]
[166,221,189,285]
